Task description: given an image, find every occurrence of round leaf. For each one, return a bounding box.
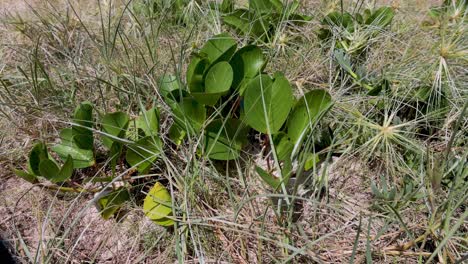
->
[204,118,248,160]
[28,142,49,175]
[199,33,237,64]
[126,136,162,173]
[101,111,130,148]
[287,90,333,144]
[143,182,174,227]
[39,159,60,180]
[136,108,159,137]
[243,73,293,134]
[230,45,265,91]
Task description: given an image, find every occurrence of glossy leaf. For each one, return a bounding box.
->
[158,74,182,97]
[191,61,233,106]
[186,55,210,93]
[256,166,281,189]
[38,159,60,180]
[273,132,293,161]
[168,123,187,146]
[170,97,206,132]
[136,108,159,137]
[72,101,94,150]
[51,144,95,169]
[204,118,248,160]
[287,90,333,145]
[13,168,37,183]
[243,73,294,134]
[126,136,162,173]
[38,155,73,183]
[230,45,265,91]
[143,182,174,227]
[28,142,49,175]
[199,33,237,64]
[101,111,130,148]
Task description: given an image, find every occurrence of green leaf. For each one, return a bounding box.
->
[204,118,248,160]
[13,168,37,183]
[101,112,130,148]
[39,159,60,180]
[304,153,320,171]
[186,54,210,93]
[230,45,265,91]
[28,142,49,175]
[72,101,94,150]
[56,155,74,182]
[168,123,187,146]
[273,132,293,161]
[51,144,95,169]
[287,90,333,146]
[191,61,233,106]
[98,188,130,219]
[143,182,174,227]
[136,108,159,137]
[126,136,162,173]
[199,33,237,64]
[243,73,294,134]
[158,74,182,97]
[255,166,281,189]
[170,97,206,133]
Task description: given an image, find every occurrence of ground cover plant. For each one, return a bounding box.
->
[0,0,466,263]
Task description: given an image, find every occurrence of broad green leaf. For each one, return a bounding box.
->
[273,132,293,161]
[28,142,49,175]
[158,74,182,97]
[287,90,333,145]
[98,188,130,219]
[101,112,130,148]
[230,45,265,91]
[256,166,281,189]
[204,118,248,160]
[205,62,233,94]
[51,144,95,169]
[168,123,187,146]
[136,108,159,137]
[73,134,94,150]
[191,61,233,106]
[243,73,293,134]
[13,168,37,183]
[223,9,251,35]
[72,101,94,150]
[304,153,320,171]
[199,33,237,64]
[56,155,74,182]
[143,182,174,226]
[126,136,162,173]
[39,159,60,180]
[170,97,206,133]
[38,155,73,183]
[187,55,210,93]
[59,128,74,146]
